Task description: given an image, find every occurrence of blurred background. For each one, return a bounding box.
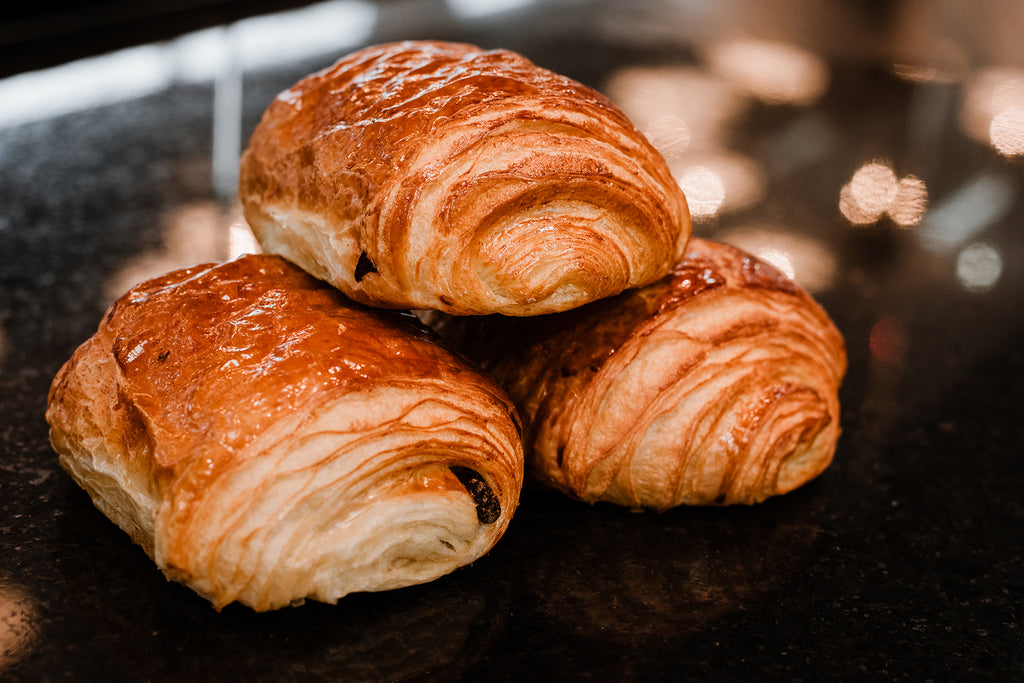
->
[1,1,1022,680]
[3,0,1022,288]
[4,0,1021,401]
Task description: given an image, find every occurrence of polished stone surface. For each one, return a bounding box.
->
[2,1,1022,680]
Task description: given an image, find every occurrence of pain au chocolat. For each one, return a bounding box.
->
[46,255,524,611]
[431,239,846,510]
[238,40,691,316]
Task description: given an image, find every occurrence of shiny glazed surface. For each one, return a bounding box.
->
[437,238,846,508]
[239,40,690,315]
[45,254,524,610]
[102,255,465,464]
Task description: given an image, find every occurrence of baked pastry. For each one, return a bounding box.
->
[430,238,846,509]
[238,40,691,316]
[46,254,524,611]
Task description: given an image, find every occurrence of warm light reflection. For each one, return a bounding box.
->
[869,316,907,364]
[961,67,1024,157]
[677,166,725,218]
[229,220,262,259]
[839,161,927,228]
[756,247,796,280]
[0,581,36,675]
[990,107,1024,156]
[637,113,692,160]
[840,162,898,225]
[890,176,929,228]
[720,226,837,293]
[105,201,245,303]
[956,241,1003,292]
[891,63,946,84]
[671,153,765,217]
[703,39,829,106]
[603,65,747,159]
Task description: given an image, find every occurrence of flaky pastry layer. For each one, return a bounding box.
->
[430,239,846,509]
[46,255,524,610]
[239,40,691,315]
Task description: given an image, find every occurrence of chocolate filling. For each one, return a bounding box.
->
[450,466,501,524]
[354,251,377,282]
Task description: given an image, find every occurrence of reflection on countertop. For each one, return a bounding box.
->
[0,579,36,676]
[102,201,259,306]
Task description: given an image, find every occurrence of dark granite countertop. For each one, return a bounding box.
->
[1,1,1022,680]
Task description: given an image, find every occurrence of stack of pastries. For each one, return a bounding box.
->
[46,41,846,611]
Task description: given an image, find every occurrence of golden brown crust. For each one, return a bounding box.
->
[46,254,524,610]
[239,40,691,316]
[430,238,846,509]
